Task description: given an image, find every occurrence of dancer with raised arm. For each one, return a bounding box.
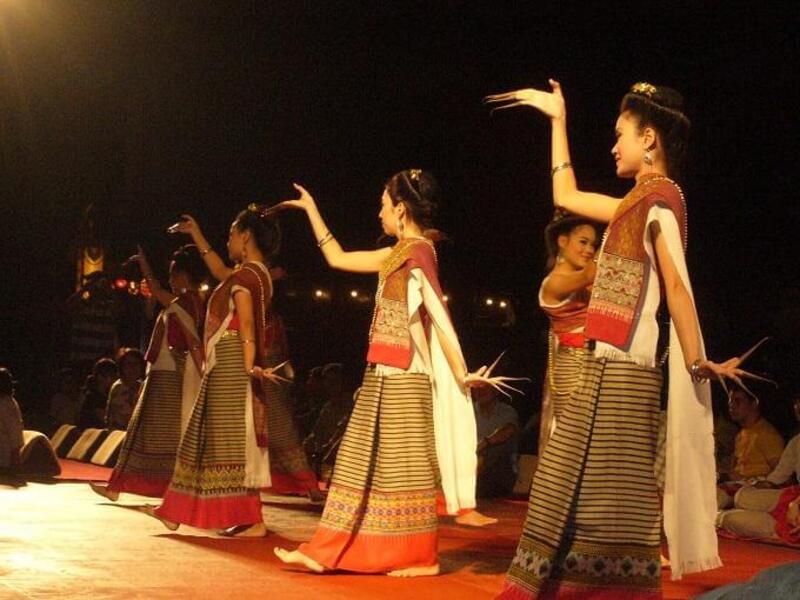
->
[486,81,766,598]
[90,245,206,500]
[537,210,598,455]
[143,207,286,537]
[273,170,522,576]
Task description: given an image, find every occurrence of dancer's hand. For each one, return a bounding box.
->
[251,362,292,385]
[484,79,566,120]
[464,352,529,399]
[169,214,202,237]
[130,245,153,275]
[696,337,778,398]
[274,183,317,213]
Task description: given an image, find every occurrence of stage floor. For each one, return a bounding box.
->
[1,481,798,599]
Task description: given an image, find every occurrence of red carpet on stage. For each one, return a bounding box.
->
[54,459,112,481]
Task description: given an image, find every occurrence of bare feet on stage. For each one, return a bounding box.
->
[89,482,119,502]
[455,509,498,527]
[660,554,671,568]
[387,564,440,577]
[273,547,325,573]
[307,488,327,504]
[140,504,179,531]
[219,522,269,538]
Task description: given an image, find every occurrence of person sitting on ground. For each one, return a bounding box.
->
[0,368,24,474]
[77,358,118,430]
[717,388,784,508]
[473,385,520,498]
[753,391,800,490]
[49,368,82,431]
[105,348,146,430]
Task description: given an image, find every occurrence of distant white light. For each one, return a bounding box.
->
[499,300,507,308]
[350,290,358,298]
[314,289,324,298]
[200,283,210,292]
[485,298,494,306]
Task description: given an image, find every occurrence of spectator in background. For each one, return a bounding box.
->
[303,363,353,478]
[49,368,82,430]
[105,348,146,430]
[0,368,24,474]
[78,358,117,430]
[754,391,800,490]
[718,388,784,508]
[473,385,520,498]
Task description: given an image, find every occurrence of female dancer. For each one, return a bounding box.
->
[91,245,205,500]
[144,207,284,537]
[537,210,598,455]
[274,170,520,576]
[486,81,762,597]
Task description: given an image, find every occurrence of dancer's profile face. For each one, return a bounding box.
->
[611,112,648,178]
[558,224,597,269]
[378,190,400,237]
[227,221,244,262]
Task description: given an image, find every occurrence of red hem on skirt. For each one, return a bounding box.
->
[156,489,262,529]
[266,471,320,495]
[107,472,170,498]
[299,525,438,573]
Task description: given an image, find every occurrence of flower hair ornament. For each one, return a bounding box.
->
[631,82,658,98]
[249,202,283,219]
[409,169,422,181]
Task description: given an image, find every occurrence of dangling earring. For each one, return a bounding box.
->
[643,150,654,166]
[397,219,404,239]
[241,245,248,262]
[556,253,564,264]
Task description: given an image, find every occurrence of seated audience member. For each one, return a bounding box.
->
[303,364,353,477]
[716,484,800,545]
[717,388,784,508]
[78,358,118,430]
[0,368,24,474]
[754,391,800,489]
[105,348,146,430]
[473,385,519,498]
[713,389,738,478]
[49,368,82,430]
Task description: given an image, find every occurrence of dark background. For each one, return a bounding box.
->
[1,2,798,427]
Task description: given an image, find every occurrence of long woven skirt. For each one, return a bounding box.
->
[540,346,586,456]
[264,380,319,495]
[107,356,186,497]
[500,357,663,599]
[299,370,439,572]
[156,334,265,529]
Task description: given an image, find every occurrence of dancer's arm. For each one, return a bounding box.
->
[133,247,177,308]
[486,80,621,223]
[173,215,234,282]
[233,290,257,376]
[279,184,392,273]
[542,262,596,303]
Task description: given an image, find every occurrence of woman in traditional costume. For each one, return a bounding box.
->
[537,211,598,456]
[486,81,762,598]
[273,169,520,576]
[144,207,284,537]
[90,245,206,500]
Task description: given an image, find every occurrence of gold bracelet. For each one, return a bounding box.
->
[317,232,333,247]
[551,161,573,177]
[242,339,255,344]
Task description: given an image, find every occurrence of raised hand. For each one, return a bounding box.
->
[464,351,529,399]
[272,183,317,213]
[484,79,566,120]
[167,214,202,237]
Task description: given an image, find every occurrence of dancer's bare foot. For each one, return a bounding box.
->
[455,509,498,527]
[219,522,268,538]
[140,504,179,531]
[273,547,325,573]
[89,482,119,502]
[308,488,327,504]
[387,564,440,577]
[660,554,671,568]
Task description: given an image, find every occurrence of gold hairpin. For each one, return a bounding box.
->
[631,82,657,98]
[409,169,422,181]
[247,203,260,213]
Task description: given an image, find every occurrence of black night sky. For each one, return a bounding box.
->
[1,3,798,424]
